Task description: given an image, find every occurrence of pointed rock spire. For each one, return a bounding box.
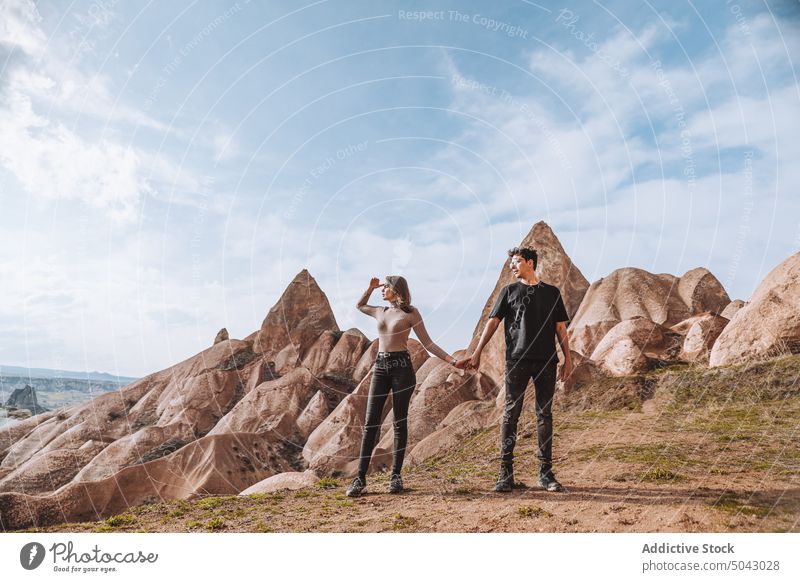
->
[254,269,340,361]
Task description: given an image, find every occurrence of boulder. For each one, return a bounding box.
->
[672,313,730,363]
[710,252,800,366]
[590,317,684,376]
[570,267,728,357]
[720,299,746,320]
[239,470,319,495]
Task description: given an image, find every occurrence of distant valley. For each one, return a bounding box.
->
[0,365,138,427]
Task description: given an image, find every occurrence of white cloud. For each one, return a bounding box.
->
[0,87,149,222]
[0,0,206,224]
[0,0,45,55]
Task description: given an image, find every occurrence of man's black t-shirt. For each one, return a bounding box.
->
[488,281,569,363]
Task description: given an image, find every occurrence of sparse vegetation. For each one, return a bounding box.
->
[517,505,551,518]
[317,477,339,489]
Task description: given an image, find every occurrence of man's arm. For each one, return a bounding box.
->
[455,317,501,369]
[555,321,573,393]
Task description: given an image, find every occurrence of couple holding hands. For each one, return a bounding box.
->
[346,246,574,497]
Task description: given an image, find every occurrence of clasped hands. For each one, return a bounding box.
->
[453,352,480,371]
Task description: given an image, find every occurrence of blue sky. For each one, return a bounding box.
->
[0,0,798,377]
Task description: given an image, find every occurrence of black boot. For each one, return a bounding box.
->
[494,462,514,492]
[538,464,564,492]
[346,475,366,497]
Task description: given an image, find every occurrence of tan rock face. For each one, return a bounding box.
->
[407,400,500,466]
[720,299,746,320]
[254,269,339,361]
[466,221,590,386]
[209,367,320,437]
[570,267,729,357]
[590,317,684,376]
[678,268,731,315]
[672,313,730,363]
[710,252,800,366]
[214,328,229,345]
[0,441,107,494]
[296,391,331,440]
[0,340,261,495]
[301,331,339,376]
[239,469,319,495]
[323,328,371,381]
[0,433,293,530]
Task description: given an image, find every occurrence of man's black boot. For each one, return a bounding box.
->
[538,464,564,492]
[494,462,514,492]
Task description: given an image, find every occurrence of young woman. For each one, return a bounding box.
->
[346,275,459,497]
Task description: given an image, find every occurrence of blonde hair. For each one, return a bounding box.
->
[384,275,414,313]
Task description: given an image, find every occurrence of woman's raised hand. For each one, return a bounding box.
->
[368,277,382,290]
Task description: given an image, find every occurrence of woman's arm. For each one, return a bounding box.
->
[356,277,382,318]
[411,309,457,365]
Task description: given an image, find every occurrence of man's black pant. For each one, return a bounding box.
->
[357,351,416,479]
[500,357,558,466]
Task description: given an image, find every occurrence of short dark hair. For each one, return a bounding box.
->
[507,246,538,269]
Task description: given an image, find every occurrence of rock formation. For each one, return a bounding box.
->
[570,267,729,357]
[4,385,48,415]
[671,313,730,363]
[0,269,367,529]
[710,252,800,366]
[214,328,230,344]
[590,317,684,376]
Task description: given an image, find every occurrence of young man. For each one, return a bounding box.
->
[457,246,573,492]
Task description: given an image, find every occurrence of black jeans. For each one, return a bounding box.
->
[500,358,558,466]
[357,351,416,479]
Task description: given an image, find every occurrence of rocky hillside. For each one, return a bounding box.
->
[1,221,798,531]
[14,354,800,533]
